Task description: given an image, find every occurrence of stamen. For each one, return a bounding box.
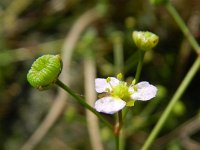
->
[131,79,136,85]
[117,73,123,80]
[106,77,111,82]
[106,77,114,90]
[133,85,138,91]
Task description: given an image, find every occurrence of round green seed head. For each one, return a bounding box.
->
[132,31,159,51]
[27,54,62,90]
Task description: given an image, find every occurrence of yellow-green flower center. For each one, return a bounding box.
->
[111,82,131,101]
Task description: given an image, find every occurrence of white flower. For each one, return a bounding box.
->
[94,77,157,114]
[95,77,120,93]
[129,81,157,101]
[94,97,126,114]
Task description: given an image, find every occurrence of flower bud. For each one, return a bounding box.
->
[27,54,62,90]
[132,31,159,51]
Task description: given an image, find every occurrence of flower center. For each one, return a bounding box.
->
[111,82,130,101]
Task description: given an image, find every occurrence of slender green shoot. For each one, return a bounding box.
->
[166,2,200,54]
[113,33,124,74]
[115,110,123,150]
[135,51,145,83]
[56,79,113,130]
[141,57,200,150]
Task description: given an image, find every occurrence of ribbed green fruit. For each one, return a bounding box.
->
[27,54,62,90]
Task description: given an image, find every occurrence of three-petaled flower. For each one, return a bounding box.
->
[94,76,157,114]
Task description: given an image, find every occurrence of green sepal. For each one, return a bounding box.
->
[126,100,135,107]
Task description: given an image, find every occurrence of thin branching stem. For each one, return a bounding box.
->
[141,2,200,149]
[115,111,123,150]
[113,33,124,74]
[141,57,200,150]
[113,32,125,150]
[135,50,145,83]
[166,2,200,54]
[56,79,113,130]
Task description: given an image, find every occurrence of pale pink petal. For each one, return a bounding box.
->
[130,81,157,101]
[94,97,126,114]
[95,77,120,93]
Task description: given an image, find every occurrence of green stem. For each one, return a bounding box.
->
[55,79,113,130]
[141,57,200,150]
[119,129,125,150]
[135,50,145,83]
[166,2,200,54]
[114,36,124,74]
[113,33,124,150]
[115,135,119,150]
[115,110,123,150]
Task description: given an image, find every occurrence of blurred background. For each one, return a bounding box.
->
[0,0,200,149]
